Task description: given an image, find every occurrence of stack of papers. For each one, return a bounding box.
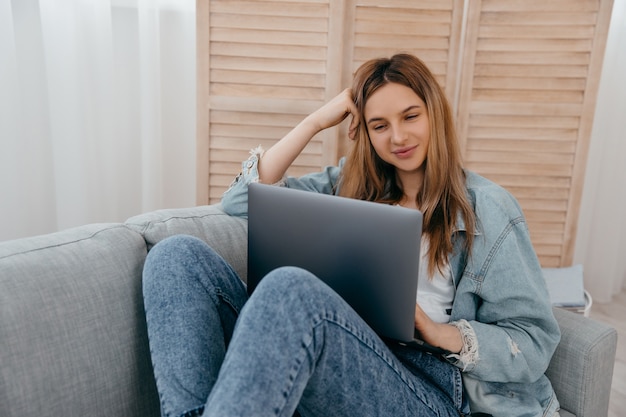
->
[542,264,586,309]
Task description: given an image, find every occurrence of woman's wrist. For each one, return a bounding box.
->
[300,112,326,137]
[415,305,462,353]
[436,323,463,354]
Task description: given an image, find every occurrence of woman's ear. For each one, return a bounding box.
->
[348,115,361,141]
[350,88,362,141]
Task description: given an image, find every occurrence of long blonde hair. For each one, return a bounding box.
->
[339,54,475,276]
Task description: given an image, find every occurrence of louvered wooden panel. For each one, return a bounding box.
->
[350,0,463,98]
[197,0,612,267]
[203,0,336,203]
[457,0,613,266]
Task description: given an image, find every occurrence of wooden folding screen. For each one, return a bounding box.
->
[196,0,613,267]
[455,0,613,266]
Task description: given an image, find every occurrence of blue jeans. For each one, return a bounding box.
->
[143,235,468,417]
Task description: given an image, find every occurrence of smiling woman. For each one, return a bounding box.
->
[0,0,196,242]
[364,83,430,194]
[142,53,562,417]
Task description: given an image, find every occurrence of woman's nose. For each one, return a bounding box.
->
[391,125,407,144]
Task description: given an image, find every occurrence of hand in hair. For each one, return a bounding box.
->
[259,89,360,184]
[306,88,360,140]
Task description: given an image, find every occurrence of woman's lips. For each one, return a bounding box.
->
[392,145,417,159]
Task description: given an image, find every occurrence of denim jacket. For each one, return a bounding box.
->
[222,150,561,417]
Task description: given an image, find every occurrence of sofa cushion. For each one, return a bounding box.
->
[126,204,249,282]
[0,224,159,417]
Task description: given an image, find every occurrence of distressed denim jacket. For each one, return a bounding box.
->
[222,150,561,417]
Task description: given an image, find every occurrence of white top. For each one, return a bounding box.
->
[416,236,455,323]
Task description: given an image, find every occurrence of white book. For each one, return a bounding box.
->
[542,264,586,308]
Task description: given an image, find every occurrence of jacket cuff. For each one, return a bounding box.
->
[224,146,285,196]
[446,319,479,371]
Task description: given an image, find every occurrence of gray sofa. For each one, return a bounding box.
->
[0,204,618,417]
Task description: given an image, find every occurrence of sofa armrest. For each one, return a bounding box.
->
[547,307,617,417]
[0,224,160,417]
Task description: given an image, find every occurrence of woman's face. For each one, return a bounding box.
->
[364,82,430,184]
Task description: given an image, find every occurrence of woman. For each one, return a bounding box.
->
[143,54,561,417]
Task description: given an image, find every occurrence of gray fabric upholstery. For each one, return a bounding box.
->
[0,204,618,417]
[547,308,618,417]
[0,224,159,417]
[126,204,248,282]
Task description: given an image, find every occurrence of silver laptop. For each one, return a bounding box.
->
[247,182,448,354]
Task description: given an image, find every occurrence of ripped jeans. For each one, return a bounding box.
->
[142,235,468,417]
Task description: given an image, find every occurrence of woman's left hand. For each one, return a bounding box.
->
[414,303,463,354]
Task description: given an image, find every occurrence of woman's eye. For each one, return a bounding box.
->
[406,114,418,120]
[372,124,386,131]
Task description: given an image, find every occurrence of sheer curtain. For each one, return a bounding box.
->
[574,0,626,303]
[0,0,196,242]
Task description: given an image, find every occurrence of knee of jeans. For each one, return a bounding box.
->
[260,266,317,289]
[146,235,219,266]
[142,235,216,294]
[254,266,335,309]
[151,234,210,255]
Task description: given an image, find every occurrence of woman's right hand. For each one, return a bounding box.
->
[306,88,360,140]
[259,89,360,184]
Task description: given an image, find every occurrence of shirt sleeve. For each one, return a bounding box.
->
[221,146,344,218]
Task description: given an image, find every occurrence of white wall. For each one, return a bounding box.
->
[573,0,626,303]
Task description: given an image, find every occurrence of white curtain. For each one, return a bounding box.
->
[574,0,626,303]
[0,0,196,242]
